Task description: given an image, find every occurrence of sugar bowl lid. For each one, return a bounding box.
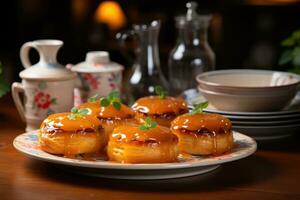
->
[71,51,123,73]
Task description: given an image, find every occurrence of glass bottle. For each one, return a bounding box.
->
[168,2,215,95]
[117,20,169,103]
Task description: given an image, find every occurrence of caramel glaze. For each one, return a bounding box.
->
[40,112,101,133]
[132,96,188,115]
[171,113,232,133]
[80,101,135,122]
[39,112,104,157]
[79,101,101,118]
[110,125,178,147]
[171,113,233,155]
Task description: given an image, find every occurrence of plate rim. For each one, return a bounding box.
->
[13,130,257,170]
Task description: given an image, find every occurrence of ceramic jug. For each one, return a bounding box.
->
[71,51,123,106]
[12,40,76,131]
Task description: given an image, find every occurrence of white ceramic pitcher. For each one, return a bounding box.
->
[12,40,76,131]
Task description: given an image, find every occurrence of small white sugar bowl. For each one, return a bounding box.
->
[71,51,123,104]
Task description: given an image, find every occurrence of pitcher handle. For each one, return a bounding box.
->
[20,41,38,68]
[12,82,26,122]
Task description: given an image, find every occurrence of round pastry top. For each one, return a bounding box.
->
[40,112,101,132]
[99,104,134,119]
[79,101,134,119]
[132,96,188,115]
[79,101,101,117]
[171,113,232,132]
[110,125,178,145]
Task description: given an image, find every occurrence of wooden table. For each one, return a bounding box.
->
[1,98,299,200]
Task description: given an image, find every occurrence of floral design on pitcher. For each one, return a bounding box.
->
[32,81,57,116]
[34,92,51,109]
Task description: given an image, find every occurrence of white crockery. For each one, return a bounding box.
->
[12,40,76,131]
[71,51,123,104]
[14,130,256,180]
[196,69,300,90]
[198,86,296,112]
[196,69,300,112]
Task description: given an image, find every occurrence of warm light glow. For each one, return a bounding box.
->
[95,1,127,30]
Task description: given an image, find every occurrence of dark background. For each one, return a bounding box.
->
[1,0,300,84]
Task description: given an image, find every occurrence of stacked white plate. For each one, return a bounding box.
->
[187,90,300,141]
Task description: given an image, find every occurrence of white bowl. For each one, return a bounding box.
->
[198,87,297,112]
[196,70,300,112]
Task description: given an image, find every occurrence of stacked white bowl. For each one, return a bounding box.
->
[194,69,300,140]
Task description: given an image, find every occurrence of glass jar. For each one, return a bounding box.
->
[117,20,169,103]
[168,2,215,95]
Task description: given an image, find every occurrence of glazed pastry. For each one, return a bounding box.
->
[107,119,178,163]
[39,109,105,157]
[80,92,136,137]
[132,93,188,127]
[171,111,233,155]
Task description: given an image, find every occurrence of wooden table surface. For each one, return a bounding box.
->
[0,97,300,200]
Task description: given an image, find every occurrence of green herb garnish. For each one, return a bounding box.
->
[0,62,9,97]
[88,94,99,102]
[100,91,122,110]
[155,85,167,99]
[68,107,90,120]
[139,117,157,131]
[189,101,208,115]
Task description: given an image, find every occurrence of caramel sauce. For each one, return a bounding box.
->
[99,104,134,119]
[79,101,135,120]
[79,101,101,118]
[171,113,232,155]
[171,113,232,132]
[40,112,101,132]
[132,96,188,115]
[110,125,178,145]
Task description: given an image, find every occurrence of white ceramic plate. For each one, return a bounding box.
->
[13,130,256,180]
[231,118,300,126]
[221,113,300,121]
[233,124,300,141]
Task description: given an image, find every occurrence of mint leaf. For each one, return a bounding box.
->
[150,121,157,128]
[155,85,167,99]
[112,101,121,110]
[145,117,152,124]
[190,101,209,115]
[139,117,157,131]
[139,125,147,130]
[68,108,89,120]
[68,114,76,120]
[79,108,89,115]
[88,94,99,102]
[100,98,110,107]
[109,90,120,99]
[71,107,78,113]
[100,91,122,110]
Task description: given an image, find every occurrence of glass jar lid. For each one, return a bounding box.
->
[175,2,212,29]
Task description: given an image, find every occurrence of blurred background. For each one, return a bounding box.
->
[1,0,300,84]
